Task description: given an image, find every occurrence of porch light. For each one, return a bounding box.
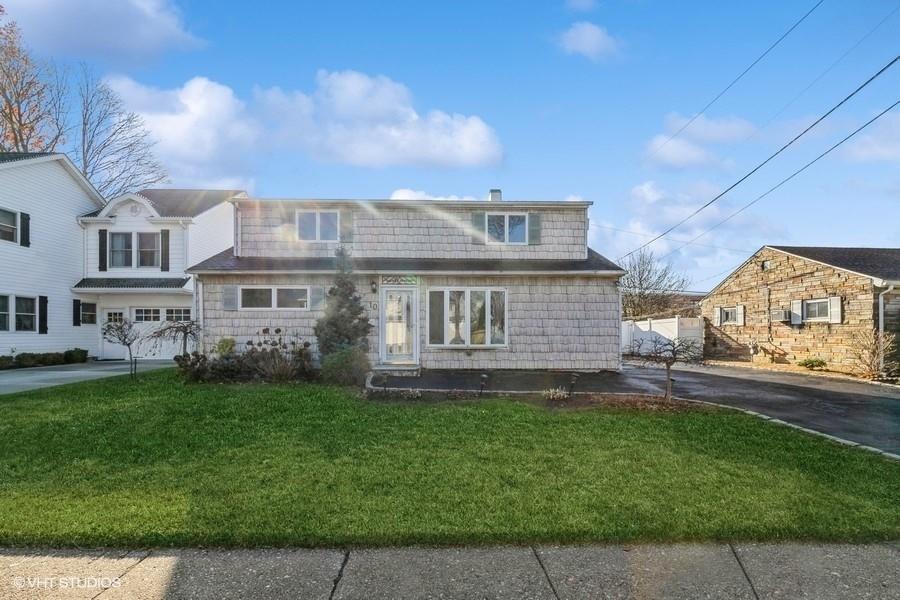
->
[370,279,378,293]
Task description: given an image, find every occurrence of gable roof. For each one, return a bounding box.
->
[0,152,105,207]
[136,188,246,217]
[188,247,625,276]
[768,246,900,282]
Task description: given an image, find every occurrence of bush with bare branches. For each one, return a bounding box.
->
[628,337,703,401]
[848,329,897,379]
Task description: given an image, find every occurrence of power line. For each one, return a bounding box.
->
[620,54,900,260]
[589,223,754,254]
[657,98,900,263]
[648,0,826,160]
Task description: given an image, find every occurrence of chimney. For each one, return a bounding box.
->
[489,188,502,202]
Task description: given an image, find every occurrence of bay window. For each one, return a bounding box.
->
[428,288,507,347]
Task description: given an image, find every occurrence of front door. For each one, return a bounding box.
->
[381,287,417,364]
[100,309,127,360]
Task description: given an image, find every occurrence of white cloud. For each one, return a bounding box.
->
[844,113,900,163]
[664,113,755,143]
[4,0,200,61]
[390,189,479,201]
[566,0,597,11]
[644,135,715,168]
[562,194,587,202]
[107,76,259,189]
[559,22,618,62]
[111,70,502,186]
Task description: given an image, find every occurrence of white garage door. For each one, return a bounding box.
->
[101,307,194,360]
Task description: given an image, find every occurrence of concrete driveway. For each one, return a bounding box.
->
[382,364,900,454]
[0,360,173,395]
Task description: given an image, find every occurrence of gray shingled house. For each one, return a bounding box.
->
[700,245,900,374]
[187,191,625,372]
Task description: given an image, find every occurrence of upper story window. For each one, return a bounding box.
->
[110,232,133,267]
[486,213,527,245]
[803,298,830,321]
[296,210,339,242]
[0,208,17,243]
[138,233,161,267]
[15,296,36,332]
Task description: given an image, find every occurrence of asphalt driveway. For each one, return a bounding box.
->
[382,364,900,454]
[0,360,173,395]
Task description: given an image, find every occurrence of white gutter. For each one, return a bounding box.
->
[878,282,896,372]
[187,269,627,277]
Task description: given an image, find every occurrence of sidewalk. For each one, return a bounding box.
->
[1,543,897,599]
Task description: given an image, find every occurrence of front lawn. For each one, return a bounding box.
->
[0,370,897,547]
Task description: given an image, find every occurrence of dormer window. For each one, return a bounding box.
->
[110,232,133,267]
[0,208,16,243]
[296,210,339,242]
[138,233,161,267]
[486,213,528,245]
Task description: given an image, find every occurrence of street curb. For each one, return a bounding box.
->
[364,374,899,462]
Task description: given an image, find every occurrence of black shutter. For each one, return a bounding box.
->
[160,229,170,271]
[99,229,108,271]
[19,212,30,247]
[72,299,81,326]
[38,296,48,334]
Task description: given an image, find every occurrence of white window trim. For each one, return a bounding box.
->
[721,306,739,325]
[13,294,38,333]
[0,207,18,245]
[238,286,311,311]
[108,231,135,270]
[802,298,830,322]
[133,308,161,322]
[426,287,509,348]
[81,302,98,325]
[295,210,340,242]
[137,232,162,269]
[485,213,528,246]
[165,308,192,322]
[0,293,10,332]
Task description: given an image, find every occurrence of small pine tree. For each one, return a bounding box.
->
[314,247,373,357]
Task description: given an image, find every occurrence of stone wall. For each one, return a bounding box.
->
[237,202,587,260]
[198,273,620,371]
[700,247,877,373]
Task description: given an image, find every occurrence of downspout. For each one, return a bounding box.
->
[878,283,895,372]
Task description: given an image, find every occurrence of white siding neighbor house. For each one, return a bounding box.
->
[0,153,106,356]
[77,189,241,359]
[189,190,626,372]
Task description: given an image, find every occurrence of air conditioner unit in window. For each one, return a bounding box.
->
[770,309,790,322]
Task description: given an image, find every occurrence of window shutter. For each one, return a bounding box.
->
[528,212,541,245]
[160,229,170,272]
[98,229,108,272]
[790,300,802,325]
[19,212,30,247]
[340,209,353,242]
[310,286,326,310]
[736,304,745,326]
[471,212,485,245]
[72,299,81,326]
[713,306,721,327]
[222,285,238,311]
[38,296,48,334]
[828,296,842,324]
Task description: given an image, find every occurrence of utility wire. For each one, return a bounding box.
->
[620,54,900,260]
[657,98,900,263]
[648,0,826,160]
[589,223,754,254]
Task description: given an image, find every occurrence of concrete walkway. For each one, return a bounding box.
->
[1,543,897,599]
[0,360,173,395]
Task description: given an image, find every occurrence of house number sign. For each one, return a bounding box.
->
[381,275,418,285]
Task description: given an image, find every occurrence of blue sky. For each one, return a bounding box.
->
[6,0,899,289]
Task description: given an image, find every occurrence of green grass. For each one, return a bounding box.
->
[0,370,898,547]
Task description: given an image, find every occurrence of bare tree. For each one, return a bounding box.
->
[848,328,897,380]
[73,65,167,198]
[628,337,703,401]
[144,319,201,358]
[0,7,66,152]
[620,248,691,318]
[102,319,141,377]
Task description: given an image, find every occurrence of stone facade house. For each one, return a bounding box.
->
[187,191,625,372]
[700,246,900,373]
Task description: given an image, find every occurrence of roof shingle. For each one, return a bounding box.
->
[74,278,190,289]
[769,246,900,281]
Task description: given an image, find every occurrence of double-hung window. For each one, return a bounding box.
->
[486,213,527,245]
[240,287,309,310]
[110,232,133,267]
[0,295,8,331]
[0,208,16,243]
[296,210,339,242]
[803,299,829,321]
[428,288,507,347]
[81,302,97,325]
[721,307,738,325]
[138,233,161,267]
[15,297,36,332]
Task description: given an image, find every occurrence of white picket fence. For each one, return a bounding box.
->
[621,316,704,354]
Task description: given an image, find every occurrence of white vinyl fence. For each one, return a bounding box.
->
[621,316,704,354]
